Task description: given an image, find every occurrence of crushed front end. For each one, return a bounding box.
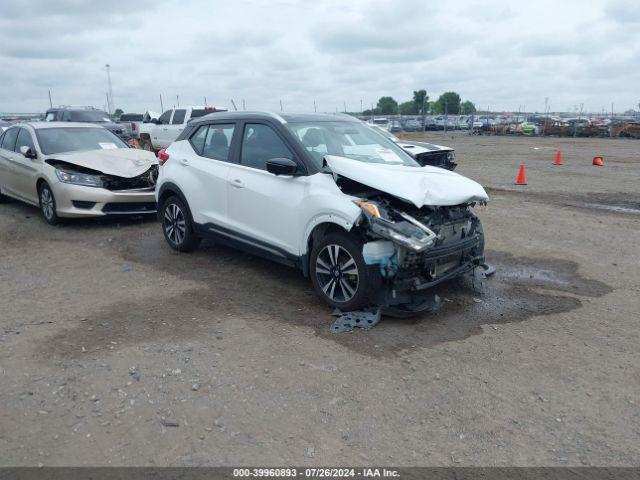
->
[354,195,485,310]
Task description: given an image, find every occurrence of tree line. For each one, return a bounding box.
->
[362,90,476,116]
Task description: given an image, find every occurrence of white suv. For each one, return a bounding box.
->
[156,112,488,312]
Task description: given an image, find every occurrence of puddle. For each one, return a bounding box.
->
[38,234,613,360]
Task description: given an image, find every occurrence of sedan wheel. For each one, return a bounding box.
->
[39,183,59,225]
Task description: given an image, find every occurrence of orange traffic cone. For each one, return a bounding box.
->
[593,155,604,166]
[515,164,527,185]
[553,149,563,165]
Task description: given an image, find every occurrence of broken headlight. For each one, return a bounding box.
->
[356,200,437,252]
[55,169,103,187]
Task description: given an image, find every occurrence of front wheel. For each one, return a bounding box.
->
[39,182,60,225]
[161,196,199,252]
[310,232,371,310]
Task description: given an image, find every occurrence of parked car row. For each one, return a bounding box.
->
[0,111,488,314]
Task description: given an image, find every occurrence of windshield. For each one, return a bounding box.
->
[286,121,419,168]
[36,127,129,154]
[67,110,111,122]
[371,125,399,142]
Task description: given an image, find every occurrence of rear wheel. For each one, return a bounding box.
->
[38,182,59,225]
[310,232,370,310]
[161,195,199,252]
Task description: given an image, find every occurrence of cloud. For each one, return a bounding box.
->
[0,0,639,114]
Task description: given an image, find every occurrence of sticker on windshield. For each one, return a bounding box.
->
[98,142,118,150]
[375,148,403,164]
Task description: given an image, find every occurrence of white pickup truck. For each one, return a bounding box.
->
[138,105,226,152]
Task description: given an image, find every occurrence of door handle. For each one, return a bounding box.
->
[179,158,189,166]
[230,179,244,188]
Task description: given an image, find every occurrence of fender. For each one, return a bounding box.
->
[300,209,361,256]
[156,181,194,221]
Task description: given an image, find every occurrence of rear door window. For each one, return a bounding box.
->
[158,110,172,125]
[172,109,186,125]
[189,125,209,155]
[1,128,19,151]
[202,124,235,161]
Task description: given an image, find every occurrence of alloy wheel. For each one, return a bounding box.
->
[164,203,186,246]
[40,187,54,220]
[315,244,359,303]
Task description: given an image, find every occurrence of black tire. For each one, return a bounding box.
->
[310,231,370,310]
[0,186,9,203]
[161,195,199,252]
[38,182,60,225]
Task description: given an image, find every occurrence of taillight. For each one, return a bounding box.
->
[158,149,169,166]
[131,122,136,131]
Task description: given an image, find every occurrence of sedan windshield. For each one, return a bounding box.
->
[36,127,129,154]
[286,121,419,168]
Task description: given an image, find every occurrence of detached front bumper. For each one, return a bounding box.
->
[364,229,484,308]
[51,181,157,218]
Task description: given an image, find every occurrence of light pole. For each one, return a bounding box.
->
[105,64,113,115]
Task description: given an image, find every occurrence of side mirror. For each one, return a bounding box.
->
[266,157,299,176]
[20,146,37,159]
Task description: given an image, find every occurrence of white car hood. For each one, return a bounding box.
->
[325,155,488,207]
[48,149,158,178]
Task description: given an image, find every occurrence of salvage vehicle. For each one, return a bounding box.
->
[138,105,227,152]
[0,123,158,224]
[370,125,457,170]
[45,106,129,141]
[156,112,487,313]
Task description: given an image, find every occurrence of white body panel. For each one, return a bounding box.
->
[325,155,488,207]
[158,138,362,256]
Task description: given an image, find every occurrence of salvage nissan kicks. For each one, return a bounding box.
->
[156,112,488,312]
[0,123,158,224]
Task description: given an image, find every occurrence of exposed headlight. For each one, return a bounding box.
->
[447,151,456,161]
[355,200,381,218]
[355,200,437,252]
[55,169,103,187]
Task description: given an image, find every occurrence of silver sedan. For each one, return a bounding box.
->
[0,122,158,224]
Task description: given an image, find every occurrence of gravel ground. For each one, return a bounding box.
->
[0,134,639,466]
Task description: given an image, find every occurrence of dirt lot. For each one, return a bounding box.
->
[1,135,639,466]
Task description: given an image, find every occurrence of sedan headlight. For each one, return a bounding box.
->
[55,169,103,187]
[447,151,456,161]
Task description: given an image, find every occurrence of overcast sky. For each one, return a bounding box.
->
[1,0,639,115]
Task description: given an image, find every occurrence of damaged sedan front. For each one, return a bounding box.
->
[0,122,158,225]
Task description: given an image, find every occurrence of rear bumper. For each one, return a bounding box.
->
[51,181,156,217]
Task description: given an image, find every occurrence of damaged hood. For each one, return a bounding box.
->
[325,155,488,207]
[47,149,157,178]
[396,141,453,155]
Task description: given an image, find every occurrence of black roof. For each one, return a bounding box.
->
[190,111,360,125]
